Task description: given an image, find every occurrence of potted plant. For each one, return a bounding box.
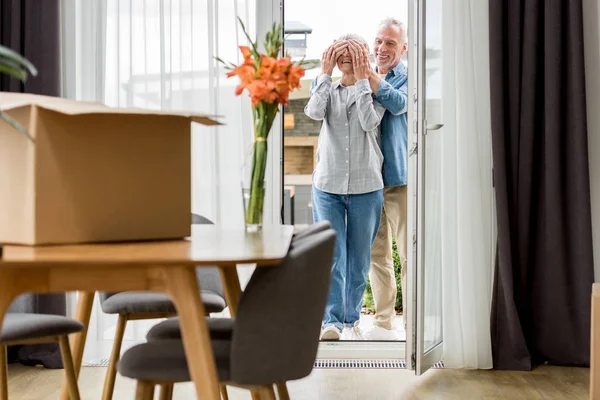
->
[0,45,38,141]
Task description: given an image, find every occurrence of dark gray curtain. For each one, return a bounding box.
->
[1,0,66,369]
[489,0,595,370]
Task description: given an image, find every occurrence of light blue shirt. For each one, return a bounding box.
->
[375,62,408,187]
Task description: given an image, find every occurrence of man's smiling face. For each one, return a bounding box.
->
[373,24,407,73]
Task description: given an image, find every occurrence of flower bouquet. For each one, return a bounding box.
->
[217,18,316,230]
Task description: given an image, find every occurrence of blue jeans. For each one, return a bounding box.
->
[312,187,384,331]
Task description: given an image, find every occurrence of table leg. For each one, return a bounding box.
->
[59,291,95,400]
[165,266,220,400]
[218,267,242,316]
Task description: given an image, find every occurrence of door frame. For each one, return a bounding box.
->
[277,0,412,361]
[258,0,284,225]
[411,0,444,375]
[405,0,418,371]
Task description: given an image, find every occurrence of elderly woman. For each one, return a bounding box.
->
[305,34,385,341]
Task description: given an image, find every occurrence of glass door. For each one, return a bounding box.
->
[411,0,444,375]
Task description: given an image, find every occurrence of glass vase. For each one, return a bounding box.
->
[241,179,266,232]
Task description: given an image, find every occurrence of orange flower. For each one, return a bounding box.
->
[275,79,290,105]
[275,57,292,72]
[287,65,305,89]
[235,84,245,96]
[220,39,309,108]
[239,46,254,64]
[247,80,269,105]
[227,64,255,85]
[257,55,277,81]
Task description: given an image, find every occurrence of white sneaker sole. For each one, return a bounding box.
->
[320,329,341,341]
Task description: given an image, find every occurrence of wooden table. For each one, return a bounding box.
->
[0,225,294,400]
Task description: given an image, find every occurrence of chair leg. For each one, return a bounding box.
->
[276,382,290,400]
[252,385,276,400]
[135,381,155,400]
[220,384,229,400]
[58,336,81,400]
[0,346,7,400]
[159,383,174,400]
[101,314,128,400]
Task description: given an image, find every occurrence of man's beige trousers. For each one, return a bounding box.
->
[369,185,407,330]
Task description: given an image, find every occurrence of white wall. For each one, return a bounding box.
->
[583,0,600,282]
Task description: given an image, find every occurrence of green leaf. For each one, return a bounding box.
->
[213,56,235,70]
[0,111,35,142]
[237,17,260,60]
[0,61,27,81]
[0,45,37,77]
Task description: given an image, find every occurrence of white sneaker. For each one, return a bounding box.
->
[320,325,341,341]
[352,321,366,340]
[362,325,401,341]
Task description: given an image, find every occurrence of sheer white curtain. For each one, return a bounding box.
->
[440,0,494,369]
[103,0,256,228]
[61,0,258,361]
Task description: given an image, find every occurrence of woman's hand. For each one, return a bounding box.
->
[349,41,371,80]
[321,41,348,76]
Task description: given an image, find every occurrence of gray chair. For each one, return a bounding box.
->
[99,214,227,400]
[290,221,331,243]
[117,228,336,400]
[0,313,84,399]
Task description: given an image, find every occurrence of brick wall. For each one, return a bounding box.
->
[284,146,314,175]
[283,98,321,137]
[284,98,320,175]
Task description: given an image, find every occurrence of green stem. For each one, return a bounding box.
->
[245,103,278,225]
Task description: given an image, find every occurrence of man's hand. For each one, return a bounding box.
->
[368,70,382,95]
[321,40,348,76]
[348,41,371,80]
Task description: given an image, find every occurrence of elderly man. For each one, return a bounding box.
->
[362,17,409,340]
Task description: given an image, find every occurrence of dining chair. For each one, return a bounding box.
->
[117,228,336,400]
[98,214,227,400]
[0,313,84,399]
[290,220,331,242]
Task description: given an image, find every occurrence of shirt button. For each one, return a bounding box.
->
[345,123,348,126]
[346,148,348,151]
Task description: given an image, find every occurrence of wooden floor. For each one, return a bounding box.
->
[5,363,590,399]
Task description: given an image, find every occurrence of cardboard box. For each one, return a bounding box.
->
[0,93,220,245]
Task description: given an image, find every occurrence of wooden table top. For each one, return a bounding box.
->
[0,225,294,267]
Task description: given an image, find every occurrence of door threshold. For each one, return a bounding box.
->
[316,340,405,360]
[314,359,406,369]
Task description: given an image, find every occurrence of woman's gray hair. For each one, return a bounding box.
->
[337,33,369,51]
[378,17,407,44]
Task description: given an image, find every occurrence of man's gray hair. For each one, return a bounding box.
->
[337,33,369,50]
[378,17,407,44]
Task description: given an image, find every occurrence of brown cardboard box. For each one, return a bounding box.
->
[0,92,221,245]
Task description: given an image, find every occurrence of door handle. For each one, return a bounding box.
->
[426,123,444,131]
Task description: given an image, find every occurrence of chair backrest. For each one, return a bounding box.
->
[290,221,331,243]
[230,229,336,385]
[192,213,213,225]
[99,213,223,308]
